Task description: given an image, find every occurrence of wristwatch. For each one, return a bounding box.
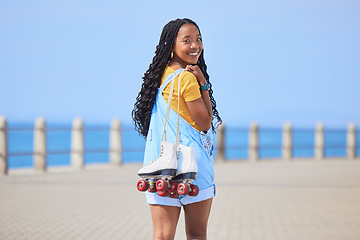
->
[200,82,209,91]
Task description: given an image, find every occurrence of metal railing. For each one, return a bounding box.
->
[215,122,358,162]
[0,116,358,175]
[0,117,123,175]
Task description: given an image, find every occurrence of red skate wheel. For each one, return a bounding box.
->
[167,181,177,193]
[188,184,199,197]
[156,179,168,191]
[169,191,179,198]
[157,190,169,197]
[177,183,190,195]
[137,179,149,192]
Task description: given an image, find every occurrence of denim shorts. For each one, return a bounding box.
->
[145,185,215,207]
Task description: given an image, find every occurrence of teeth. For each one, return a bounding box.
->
[188,52,199,56]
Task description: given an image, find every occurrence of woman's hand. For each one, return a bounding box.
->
[185,65,207,86]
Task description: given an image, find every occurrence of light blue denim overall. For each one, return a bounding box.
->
[143,69,215,207]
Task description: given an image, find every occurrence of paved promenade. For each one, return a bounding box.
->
[1,159,359,240]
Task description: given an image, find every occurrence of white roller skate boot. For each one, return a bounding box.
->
[137,141,177,197]
[168,144,199,198]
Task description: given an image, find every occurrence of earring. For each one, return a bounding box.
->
[170,52,174,58]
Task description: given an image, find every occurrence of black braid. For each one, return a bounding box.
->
[132,18,222,137]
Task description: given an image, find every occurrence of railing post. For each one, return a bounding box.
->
[0,116,8,175]
[282,122,292,161]
[315,122,324,160]
[249,122,259,162]
[347,123,356,160]
[110,119,122,166]
[34,117,47,172]
[71,118,84,169]
[215,123,225,162]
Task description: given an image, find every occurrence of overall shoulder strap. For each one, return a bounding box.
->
[159,69,184,92]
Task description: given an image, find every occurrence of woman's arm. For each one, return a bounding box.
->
[185,65,213,132]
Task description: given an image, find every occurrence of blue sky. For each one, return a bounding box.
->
[1,0,359,127]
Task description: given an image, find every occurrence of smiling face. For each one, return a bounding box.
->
[171,23,203,68]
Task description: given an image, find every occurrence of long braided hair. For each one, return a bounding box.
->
[132,18,222,137]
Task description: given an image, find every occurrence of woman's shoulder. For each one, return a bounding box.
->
[163,66,175,76]
[180,69,196,80]
[161,66,175,83]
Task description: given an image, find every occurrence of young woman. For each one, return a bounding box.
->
[132,18,221,240]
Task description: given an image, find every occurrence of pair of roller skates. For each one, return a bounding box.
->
[136,142,199,198]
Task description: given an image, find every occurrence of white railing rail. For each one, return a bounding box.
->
[0,116,358,175]
[215,121,358,162]
[0,116,122,175]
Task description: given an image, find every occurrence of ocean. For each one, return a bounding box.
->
[4,123,359,169]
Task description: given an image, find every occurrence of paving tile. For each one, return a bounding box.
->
[0,159,360,240]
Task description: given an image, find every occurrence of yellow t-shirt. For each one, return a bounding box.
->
[161,66,202,132]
